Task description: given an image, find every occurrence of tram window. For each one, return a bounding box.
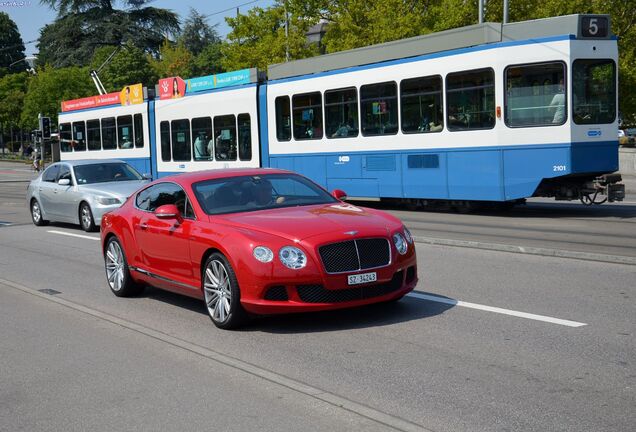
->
[401,76,443,134]
[360,82,398,136]
[446,69,495,131]
[573,59,616,125]
[505,62,566,127]
[133,113,144,148]
[72,121,86,151]
[192,117,213,161]
[117,115,134,149]
[102,117,117,150]
[171,119,191,162]
[160,121,171,162]
[275,96,291,141]
[325,88,358,139]
[213,115,237,161]
[87,120,101,151]
[238,113,252,161]
[59,123,72,152]
[293,92,323,140]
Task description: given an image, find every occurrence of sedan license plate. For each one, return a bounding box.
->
[348,272,377,285]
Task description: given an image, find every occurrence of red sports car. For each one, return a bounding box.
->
[101,168,418,329]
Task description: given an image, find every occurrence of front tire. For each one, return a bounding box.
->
[80,202,97,232]
[105,237,143,297]
[30,199,49,226]
[203,253,247,329]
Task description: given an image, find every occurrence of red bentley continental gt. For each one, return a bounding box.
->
[101,168,418,329]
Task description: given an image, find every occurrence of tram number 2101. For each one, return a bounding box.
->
[553,165,567,172]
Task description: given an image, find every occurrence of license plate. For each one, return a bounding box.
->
[348,272,377,285]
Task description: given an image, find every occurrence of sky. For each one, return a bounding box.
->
[2,0,275,57]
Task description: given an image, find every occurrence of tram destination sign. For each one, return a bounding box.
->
[579,15,610,39]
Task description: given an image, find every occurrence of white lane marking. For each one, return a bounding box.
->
[407,292,587,328]
[47,230,100,241]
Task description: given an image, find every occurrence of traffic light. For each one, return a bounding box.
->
[40,117,51,139]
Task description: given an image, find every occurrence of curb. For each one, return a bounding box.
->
[414,236,636,266]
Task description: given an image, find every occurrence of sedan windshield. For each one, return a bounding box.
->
[74,162,143,184]
[193,174,338,215]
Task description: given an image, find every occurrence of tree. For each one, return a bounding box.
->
[0,12,26,76]
[149,40,194,79]
[221,3,318,71]
[178,8,224,77]
[20,66,94,129]
[37,0,180,68]
[89,42,156,92]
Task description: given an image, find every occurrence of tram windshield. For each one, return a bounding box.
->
[572,59,616,124]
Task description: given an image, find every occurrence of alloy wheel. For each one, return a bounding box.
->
[203,259,232,323]
[105,240,125,292]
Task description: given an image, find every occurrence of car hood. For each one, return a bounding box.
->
[79,180,148,199]
[213,202,400,242]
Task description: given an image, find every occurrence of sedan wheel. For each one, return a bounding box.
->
[203,253,246,329]
[30,199,49,226]
[105,237,143,297]
[80,203,96,232]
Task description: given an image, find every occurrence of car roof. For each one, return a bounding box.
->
[156,168,293,188]
[55,159,127,167]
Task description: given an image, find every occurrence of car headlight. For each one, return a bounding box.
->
[393,232,408,255]
[96,196,121,205]
[403,226,413,244]
[253,246,274,263]
[279,246,307,269]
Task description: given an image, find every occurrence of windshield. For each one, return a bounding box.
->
[73,162,143,184]
[573,59,616,124]
[193,174,338,215]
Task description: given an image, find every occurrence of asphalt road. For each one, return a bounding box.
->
[1,160,635,431]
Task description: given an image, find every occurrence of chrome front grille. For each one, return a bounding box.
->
[318,238,390,273]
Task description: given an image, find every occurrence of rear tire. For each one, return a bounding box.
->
[105,237,143,297]
[202,253,247,329]
[80,202,97,232]
[30,199,49,226]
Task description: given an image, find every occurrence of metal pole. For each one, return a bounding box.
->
[503,0,509,24]
[478,0,484,24]
[284,1,290,62]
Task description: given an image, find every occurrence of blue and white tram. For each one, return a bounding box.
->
[263,14,624,205]
[58,101,152,175]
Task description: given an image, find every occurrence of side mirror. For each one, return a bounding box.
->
[142,173,152,180]
[155,204,183,223]
[58,178,71,186]
[332,189,347,200]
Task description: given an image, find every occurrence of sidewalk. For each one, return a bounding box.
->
[0,160,39,183]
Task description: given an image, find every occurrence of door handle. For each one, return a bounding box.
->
[139,223,148,230]
[53,189,58,194]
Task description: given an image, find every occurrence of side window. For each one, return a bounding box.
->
[446,68,495,131]
[360,81,398,136]
[59,123,72,152]
[325,87,359,139]
[42,164,59,182]
[238,113,252,161]
[401,75,443,133]
[87,119,101,151]
[143,183,186,213]
[136,187,152,211]
[275,96,291,141]
[117,115,133,149]
[133,113,144,148]
[72,121,86,151]
[160,121,171,162]
[573,59,616,125]
[505,62,566,127]
[192,117,213,161]
[102,117,117,150]
[171,119,191,162]
[293,91,323,140]
[184,198,195,219]
[213,115,237,161]
[58,165,72,183]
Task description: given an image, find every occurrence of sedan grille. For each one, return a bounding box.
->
[318,238,390,273]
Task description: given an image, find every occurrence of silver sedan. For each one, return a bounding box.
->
[27,160,149,232]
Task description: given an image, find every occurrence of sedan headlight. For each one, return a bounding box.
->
[253,246,274,263]
[96,196,122,205]
[403,226,413,244]
[279,246,307,269]
[392,233,408,255]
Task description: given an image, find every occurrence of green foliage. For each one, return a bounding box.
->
[37,0,180,67]
[191,44,224,77]
[20,66,94,129]
[89,42,156,91]
[221,4,318,71]
[179,8,221,56]
[0,73,28,129]
[149,40,194,79]
[0,12,26,75]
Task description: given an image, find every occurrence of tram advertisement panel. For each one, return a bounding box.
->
[159,77,186,100]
